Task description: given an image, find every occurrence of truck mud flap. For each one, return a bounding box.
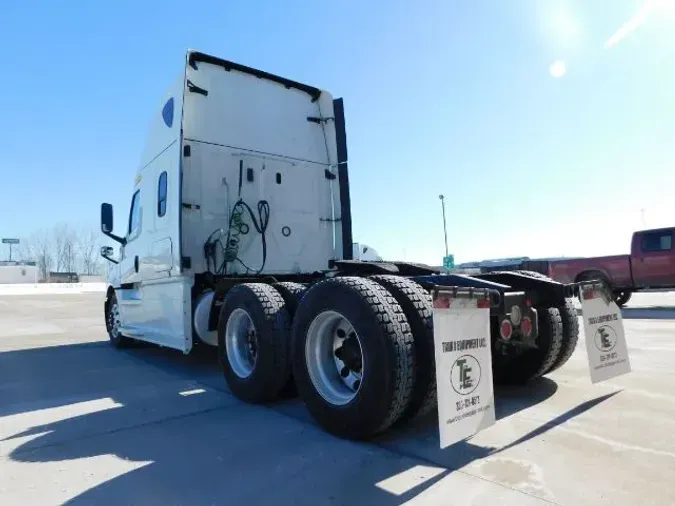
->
[430,286,500,448]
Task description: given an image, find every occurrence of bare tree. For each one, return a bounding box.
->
[77,227,101,275]
[18,224,111,280]
[53,223,78,273]
[17,229,54,281]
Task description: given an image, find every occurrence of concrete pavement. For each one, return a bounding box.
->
[1,293,674,505]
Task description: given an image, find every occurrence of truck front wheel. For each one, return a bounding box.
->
[291,277,415,439]
[105,292,132,348]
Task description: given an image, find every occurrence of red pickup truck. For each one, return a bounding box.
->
[532,227,675,306]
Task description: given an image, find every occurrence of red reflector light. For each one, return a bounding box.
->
[521,316,533,337]
[477,298,490,308]
[582,289,598,300]
[499,319,513,340]
[524,299,532,307]
[433,296,451,309]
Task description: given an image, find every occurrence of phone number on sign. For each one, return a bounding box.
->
[456,395,481,411]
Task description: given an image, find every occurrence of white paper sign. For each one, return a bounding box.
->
[432,294,495,449]
[579,284,631,383]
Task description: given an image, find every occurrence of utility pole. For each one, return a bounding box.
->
[439,194,449,257]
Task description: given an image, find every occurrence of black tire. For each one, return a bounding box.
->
[613,290,632,307]
[495,307,564,384]
[545,298,580,374]
[369,275,436,423]
[217,283,291,403]
[271,282,308,399]
[291,276,415,439]
[105,291,133,348]
[512,270,580,375]
[272,282,307,318]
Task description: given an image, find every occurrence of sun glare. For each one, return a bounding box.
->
[604,0,675,49]
[549,60,567,78]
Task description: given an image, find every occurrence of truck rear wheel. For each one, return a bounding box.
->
[496,307,564,384]
[369,275,437,424]
[272,282,308,318]
[545,298,580,374]
[291,276,415,439]
[271,282,308,399]
[512,270,580,375]
[217,283,291,403]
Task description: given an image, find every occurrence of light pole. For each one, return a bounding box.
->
[439,194,449,258]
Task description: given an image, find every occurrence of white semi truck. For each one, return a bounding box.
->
[100,50,584,440]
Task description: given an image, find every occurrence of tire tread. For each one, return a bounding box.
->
[369,274,436,422]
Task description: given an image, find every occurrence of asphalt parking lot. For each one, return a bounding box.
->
[1,291,675,505]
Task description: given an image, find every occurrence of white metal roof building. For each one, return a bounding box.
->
[0,261,39,284]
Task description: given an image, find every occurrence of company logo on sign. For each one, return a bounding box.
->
[594,325,617,352]
[450,355,481,395]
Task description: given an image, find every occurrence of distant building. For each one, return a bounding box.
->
[48,272,79,283]
[0,261,38,284]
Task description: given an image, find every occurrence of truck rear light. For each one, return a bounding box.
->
[582,289,598,300]
[499,319,513,340]
[520,316,533,337]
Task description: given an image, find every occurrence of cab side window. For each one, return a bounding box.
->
[158,171,167,217]
[128,190,142,236]
[641,231,672,252]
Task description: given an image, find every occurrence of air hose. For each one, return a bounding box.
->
[219,198,270,275]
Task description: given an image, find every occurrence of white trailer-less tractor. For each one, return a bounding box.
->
[100,50,583,441]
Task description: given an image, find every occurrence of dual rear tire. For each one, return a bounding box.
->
[217,276,434,439]
[494,270,580,384]
[217,272,582,438]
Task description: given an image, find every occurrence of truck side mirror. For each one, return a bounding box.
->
[100,245,119,264]
[100,203,126,245]
[101,203,114,233]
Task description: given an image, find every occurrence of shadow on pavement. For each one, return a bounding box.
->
[0,342,128,417]
[1,340,618,505]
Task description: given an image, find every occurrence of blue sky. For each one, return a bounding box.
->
[1,0,674,265]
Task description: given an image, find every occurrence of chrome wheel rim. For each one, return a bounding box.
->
[305,310,364,406]
[225,308,258,378]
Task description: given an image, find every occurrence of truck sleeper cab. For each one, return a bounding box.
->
[100,50,581,441]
